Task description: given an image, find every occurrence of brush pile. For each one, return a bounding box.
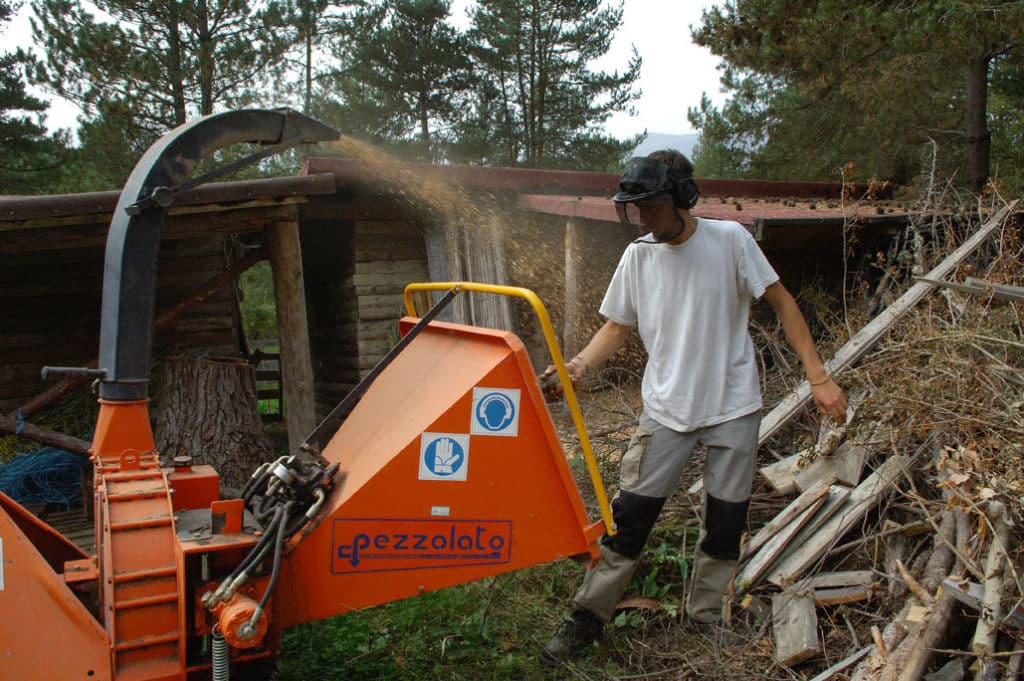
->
[565,198,1024,680]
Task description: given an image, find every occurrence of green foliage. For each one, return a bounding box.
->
[462,0,641,169]
[30,0,296,178]
[240,261,278,341]
[314,0,472,161]
[0,0,70,193]
[690,1,1024,190]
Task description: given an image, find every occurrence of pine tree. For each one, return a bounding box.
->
[314,0,472,161]
[0,0,67,193]
[31,0,296,175]
[463,0,640,169]
[691,1,1024,190]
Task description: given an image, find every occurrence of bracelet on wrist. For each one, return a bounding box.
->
[809,376,830,387]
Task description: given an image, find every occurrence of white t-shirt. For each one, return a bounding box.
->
[600,217,780,432]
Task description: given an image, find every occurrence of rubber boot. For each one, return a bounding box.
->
[685,548,736,624]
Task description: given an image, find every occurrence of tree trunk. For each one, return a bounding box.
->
[154,356,274,495]
[965,54,991,192]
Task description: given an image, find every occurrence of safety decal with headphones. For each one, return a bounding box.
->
[470,387,520,437]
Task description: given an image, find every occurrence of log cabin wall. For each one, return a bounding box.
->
[299,214,429,421]
[300,219,358,420]
[351,219,429,375]
[0,232,242,412]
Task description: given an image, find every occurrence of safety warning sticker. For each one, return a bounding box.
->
[470,387,520,437]
[331,518,512,574]
[419,433,470,481]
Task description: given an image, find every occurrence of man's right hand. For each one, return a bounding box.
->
[541,357,588,400]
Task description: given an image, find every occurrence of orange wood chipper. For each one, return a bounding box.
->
[0,108,614,680]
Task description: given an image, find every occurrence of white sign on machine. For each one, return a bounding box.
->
[471,387,521,437]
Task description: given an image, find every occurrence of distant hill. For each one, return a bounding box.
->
[630,132,699,160]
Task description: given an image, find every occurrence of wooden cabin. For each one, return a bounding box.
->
[0,158,904,454]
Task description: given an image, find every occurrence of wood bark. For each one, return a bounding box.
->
[0,415,90,455]
[965,54,992,192]
[267,219,316,453]
[153,356,274,493]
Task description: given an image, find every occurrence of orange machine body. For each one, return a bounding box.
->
[0,315,603,680]
[277,318,602,625]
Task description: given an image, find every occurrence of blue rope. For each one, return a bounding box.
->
[15,409,25,436]
[0,443,89,509]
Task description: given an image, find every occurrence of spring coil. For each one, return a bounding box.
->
[212,625,230,681]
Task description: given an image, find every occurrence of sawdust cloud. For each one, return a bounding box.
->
[324,136,637,370]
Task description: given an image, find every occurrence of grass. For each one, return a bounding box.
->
[276,517,702,680]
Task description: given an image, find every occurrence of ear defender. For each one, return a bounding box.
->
[666,166,700,210]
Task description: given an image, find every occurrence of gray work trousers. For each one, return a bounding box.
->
[573,410,759,623]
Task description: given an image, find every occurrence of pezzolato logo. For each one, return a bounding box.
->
[331,518,513,574]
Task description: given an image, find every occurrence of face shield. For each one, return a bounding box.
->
[614,192,674,225]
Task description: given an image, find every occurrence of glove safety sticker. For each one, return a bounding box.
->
[419,433,469,482]
[331,518,512,574]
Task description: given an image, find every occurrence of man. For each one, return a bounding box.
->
[540,150,848,664]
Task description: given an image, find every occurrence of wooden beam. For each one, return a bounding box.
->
[808,646,871,681]
[0,415,90,455]
[916,276,1024,303]
[267,218,317,453]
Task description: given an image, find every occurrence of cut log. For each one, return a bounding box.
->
[972,501,1010,656]
[768,456,906,587]
[893,590,958,681]
[793,570,877,591]
[813,585,875,606]
[153,356,274,493]
[850,601,913,681]
[0,416,90,456]
[773,589,821,666]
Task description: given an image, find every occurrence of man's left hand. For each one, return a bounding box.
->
[812,380,848,422]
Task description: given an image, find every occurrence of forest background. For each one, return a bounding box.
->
[2,0,1024,197]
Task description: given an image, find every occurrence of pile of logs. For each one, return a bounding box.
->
[728,405,1021,681]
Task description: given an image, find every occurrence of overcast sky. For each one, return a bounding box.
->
[10,0,727,139]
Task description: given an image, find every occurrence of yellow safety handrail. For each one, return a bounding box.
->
[404,281,615,536]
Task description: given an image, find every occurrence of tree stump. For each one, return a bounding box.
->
[154,356,274,495]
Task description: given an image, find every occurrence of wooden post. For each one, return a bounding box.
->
[563,217,583,359]
[266,219,316,454]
